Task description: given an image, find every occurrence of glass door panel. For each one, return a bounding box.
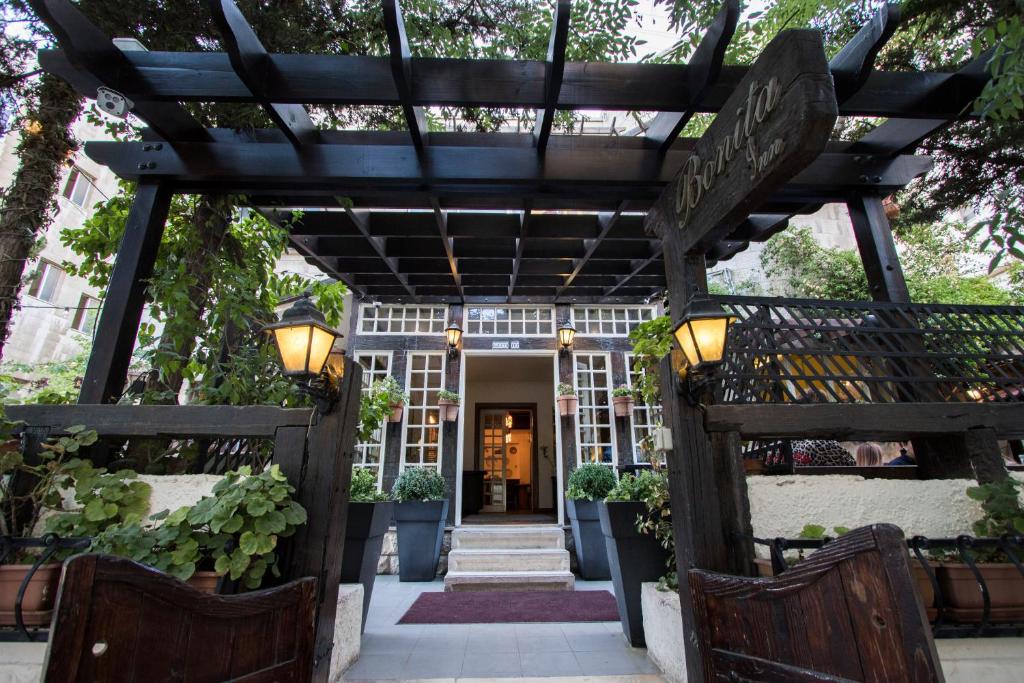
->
[480,410,508,512]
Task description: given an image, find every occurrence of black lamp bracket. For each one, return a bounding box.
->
[300,371,341,414]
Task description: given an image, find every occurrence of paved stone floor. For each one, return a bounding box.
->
[343,575,665,681]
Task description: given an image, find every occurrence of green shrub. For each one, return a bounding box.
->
[350,467,388,502]
[566,463,616,501]
[611,385,634,398]
[605,469,665,502]
[437,389,460,403]
[965,478,1024,562]
[391,467,447,502]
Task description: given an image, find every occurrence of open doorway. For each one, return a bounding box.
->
[459,354,558,525]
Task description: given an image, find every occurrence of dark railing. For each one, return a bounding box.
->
[714,296,1024,404]
[750,533,1024,638]
[98,436,272,475]
[0,535,90,642]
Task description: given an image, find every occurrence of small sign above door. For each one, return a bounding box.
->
[490,340,521,350]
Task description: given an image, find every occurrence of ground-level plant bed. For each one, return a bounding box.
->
[392,468,449,582]
[565,464,616,580]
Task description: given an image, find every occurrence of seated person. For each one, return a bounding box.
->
[886,446,916,466]
[792,439,854,467]
[855,443,883,466]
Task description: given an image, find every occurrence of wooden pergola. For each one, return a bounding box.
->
[26,0,1023,680]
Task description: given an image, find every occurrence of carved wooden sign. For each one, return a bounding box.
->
[645,30,837,256]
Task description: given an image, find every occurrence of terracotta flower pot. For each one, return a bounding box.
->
[438,399,459,422]
[388,402,405,423]
[0,563,61,626]
[753,557,775,577]
[743,459,765,475]
[187,571,221,593]
[612,395,634,417]
[557,394,578,416]
[936,562,1024,623]
[910,561,937,621]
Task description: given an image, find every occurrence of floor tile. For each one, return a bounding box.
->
[344,652,409,679]
[461,651,523,677]
[564,628,627,652]
[403,650,463,678]
[519,650,583,677]
[574,649,659,676]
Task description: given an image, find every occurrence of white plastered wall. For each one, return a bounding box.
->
[747,472,1024,557]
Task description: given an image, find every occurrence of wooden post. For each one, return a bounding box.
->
[848,194,1008,481]
[441,305,462,524]
[79,180,172,404]
[276,357,362,683]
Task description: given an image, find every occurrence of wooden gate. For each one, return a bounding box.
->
[44,555,317,682]
[688,524,944,682]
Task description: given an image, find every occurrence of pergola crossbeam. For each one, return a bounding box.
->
[208,0,319,146]
[384,0,428,155]
[344,207,418,300]
[29,0,211,143]
[431,199,464,300]
[603,245,663,298]
[829,2,900,103]
[644,0,738,154]
[260,210,367,298]
[555,205,625,297]
[533,0,570,155]
[508,208,533,300]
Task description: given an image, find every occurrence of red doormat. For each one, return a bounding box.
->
[398,590,619,624]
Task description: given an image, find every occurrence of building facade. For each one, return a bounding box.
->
[347,301,664,526]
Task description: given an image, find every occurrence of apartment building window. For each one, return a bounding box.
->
[464,306,554,336]
[625,354,664,464]
[574,353,616,466]
[27,260,64,303]
[71,294,100,334]
[62,167,94,208]
[359,304,446,334]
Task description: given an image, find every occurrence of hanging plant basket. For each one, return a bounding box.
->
[557,394,578,417]
[438,398,460,422]
[389,402,405,423]
[612,395,634,417]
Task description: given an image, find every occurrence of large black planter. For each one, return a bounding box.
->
[393,499,449,581]
[342,501,394,632]
[566,499,610,580]
[600,501,670,647]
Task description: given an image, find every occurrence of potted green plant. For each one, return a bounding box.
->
[936,479,1024,622]
[343,467,392,631]
[376,376,409,423]
[0,424,137,626]
[565,463,616,580]
[557,383,577,417]
[91,464,307,592]
[611,385,635,418]
[437,389,460,422]
[391,467,448,581]
[601,468,671,646]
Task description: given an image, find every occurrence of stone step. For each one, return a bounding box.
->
[451,525,564,550]
[447,548,570,573]
[444,570,575,592]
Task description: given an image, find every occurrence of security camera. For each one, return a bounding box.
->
[95,87,134,119]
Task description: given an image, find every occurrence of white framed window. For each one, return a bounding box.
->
[71,294,100,334]
[626,353,664,464]
[26,260,64,303]
[573,352,616,466]
[62,167,94,208]
[464,305,554,336]
[400,352,445,470]
[359,304,446,334]
[571,306,656,337]
[354,351,393,488]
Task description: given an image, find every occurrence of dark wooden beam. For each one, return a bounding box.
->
[829,3,900,103]
[28,0,210,143]
[431,199,463,300]
[848,194,910,302]
[705,403,1024,441]
[85,141,930,199]
[508,208,532,300]
[383,0,428,155]
[555,205,625,297]
[208,0,318,146]
[259,209,367,298]
[345,207,417,299]
[603,244,663,298]
[644,0,738,154]
[7,404,312,438]
[533,0,570,156]
[79,181,172,404]
[39,49,990,121]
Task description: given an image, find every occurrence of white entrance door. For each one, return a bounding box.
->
[480,410,508,512]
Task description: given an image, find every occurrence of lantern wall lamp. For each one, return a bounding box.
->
[672,294,737,405]
[445,322,463,358]
[264,293,344,413]
[557,320,576,353]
